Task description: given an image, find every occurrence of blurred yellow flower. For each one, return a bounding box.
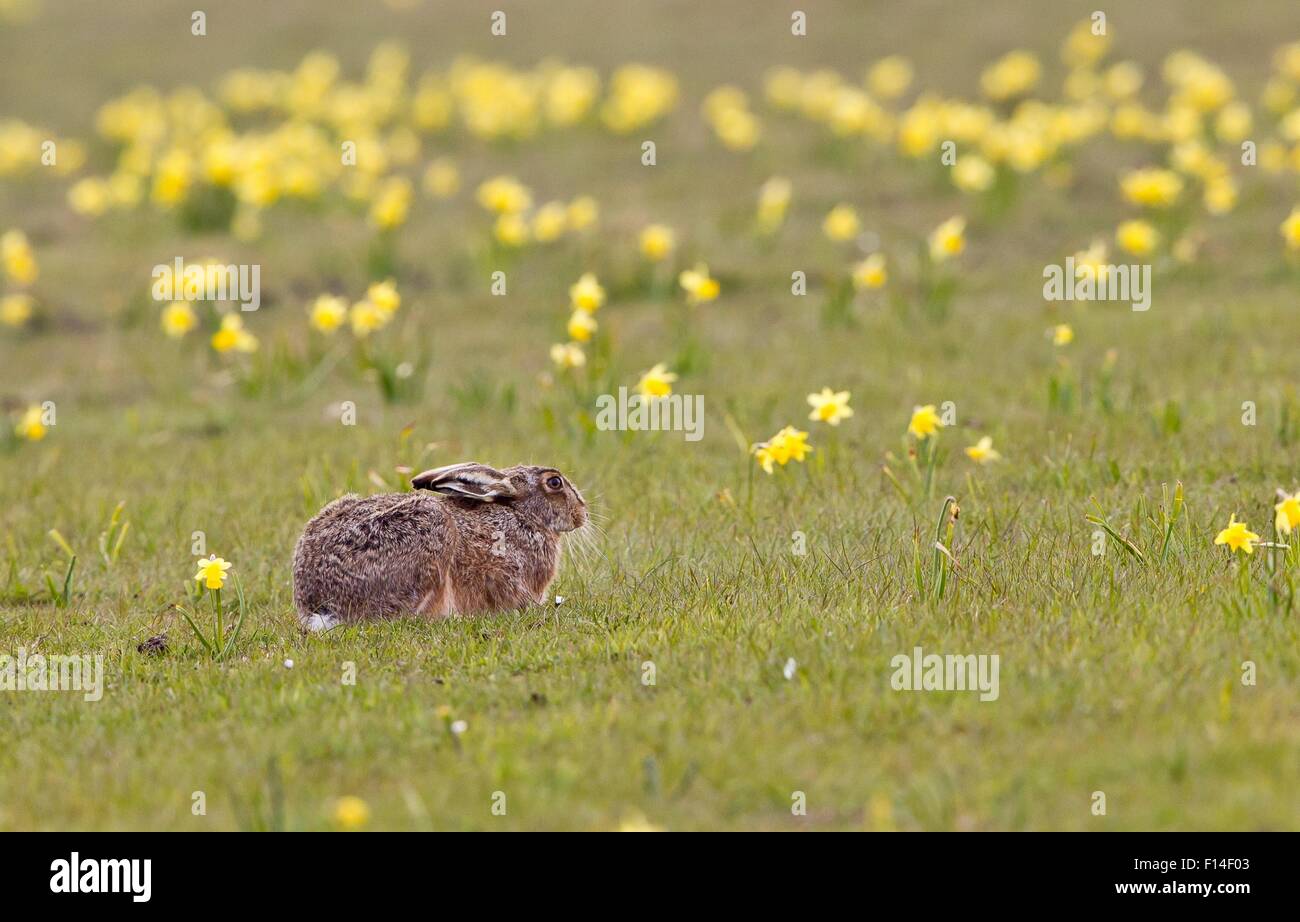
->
[639,224,676,262]
[1116,219,1159,256]
[422,158,460,199]
[1120,168,1183,208]
[1280,207,1300,250]
[1,293,33,328]
[928,216,966,262]
[965,436,1000,464]
[367,280,400,316]
[532,202,568,243]
[952,155,995,192]
[1275,492,1300,534]
[331,796,371,831]
[636,363,678,397]
[476,175,532,214]
[68,177,111,216]
[193,555,232,590]
[211,314,258,353]
[981,50,1040,100]
[756,176,792,233]
[493,212,530,247]
[349,300,387,337]
[908,404,943,439]
[566,196,599,232]
[852,253,887,290]
[2,229,38,285]
[1215,515,1259,554]
[678,263,720,304]
[569,273,606,312]
[866,56,913,100]
[309,295,348,334]
[617,811,664,832]
[550,341,586,369]
[807,388,853,426]
[822,204,860,242]
[1051,324,1074,346]
[14,404,47,441]
[369,176,412,229]
[161,302,197,338]
[566,310,597,342]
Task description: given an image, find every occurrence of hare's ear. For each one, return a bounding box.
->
[411,462,517,502]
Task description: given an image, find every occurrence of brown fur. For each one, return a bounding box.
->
[292,464,586,628]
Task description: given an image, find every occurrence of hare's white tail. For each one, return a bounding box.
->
[303,611,340,633]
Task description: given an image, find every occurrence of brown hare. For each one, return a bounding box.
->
[292,462,588,630]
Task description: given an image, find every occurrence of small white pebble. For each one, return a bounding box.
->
[450,720,468,735]
[783,658,797,681]
[284,659,294,669]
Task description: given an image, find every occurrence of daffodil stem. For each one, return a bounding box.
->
[214,588,224,656]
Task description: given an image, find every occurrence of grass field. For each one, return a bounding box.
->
[2,0,1300,830]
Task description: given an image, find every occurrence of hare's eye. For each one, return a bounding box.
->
[545,475,563,490]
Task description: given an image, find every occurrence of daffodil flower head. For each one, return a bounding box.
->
[965,436,1001,463]
[569,272,606,312]
[194,555,232,590]
[1215,515,1260,554]
[636,363,678,397]
[908,404,944,440]
[1275,492,1300,534]
[807,388,853,425]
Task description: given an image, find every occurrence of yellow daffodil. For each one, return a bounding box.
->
[866,56,913,100]
[532,201,568,243]
[14,404,47,441]
[852,253,887,290]
[757,176,792,233]
[569,272,606,312]
[549,341,585,369]
[193,555,232,590]
[1280,207,1300,250]
[367,280,400,316]
[928,216,966,262]
[1051,324,1074,346]
[636,363,678,397]
[1215,515,1259,554]
[476,175,532,214]
[566,310,597,342]
[822,204,860,242]
[161,302,198,338]
[1116,219,1159,256]
[807,388,853,425]
[309,295,348,334]
[349,300,387,337]
[1,293,34,328]
[981,50,1041,100]
[493,212,530,247]
[1275,492,1300,534]
[331,796,371,831]
[566,196,599,232]
[908,404,943,440]
[752,426,813,473]
[952,155,996,193]
[678,263,720,304]
[2,229,38,285]
[965,436,1001,464]
[211,314,258,353]
[639,224,676,262]
[1120,168,1184,208]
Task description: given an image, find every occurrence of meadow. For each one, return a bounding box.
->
[1,0,1299,830]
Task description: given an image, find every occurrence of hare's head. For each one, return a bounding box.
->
[411,462,588,533]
